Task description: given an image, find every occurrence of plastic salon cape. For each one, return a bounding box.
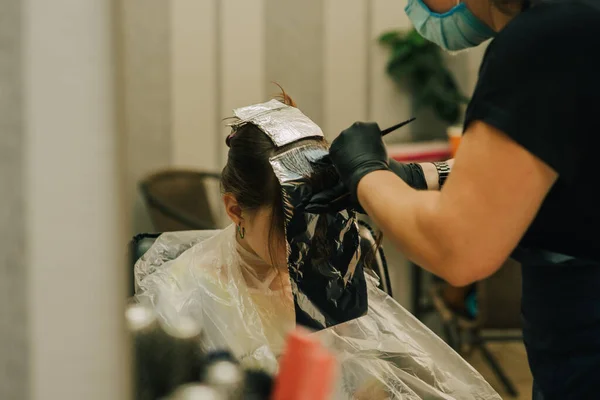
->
[135,226,500,400]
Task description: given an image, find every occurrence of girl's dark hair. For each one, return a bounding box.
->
[220,90,327,266]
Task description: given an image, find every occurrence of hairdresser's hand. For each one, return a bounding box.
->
[330,122,390,197]
[326,121,389,191]
[307,122,431,214]
[306,122,389,214]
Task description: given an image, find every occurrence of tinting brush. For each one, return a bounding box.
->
[313,117,416,169]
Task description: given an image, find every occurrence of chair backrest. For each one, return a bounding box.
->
[477,257,522,330]
[357,220,392,297]
[139,169,221,231]
[129,222,392,298]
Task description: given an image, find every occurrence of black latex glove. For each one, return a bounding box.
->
[331,122,389,196]
[305,122,387,215]
[389,159,428,190]
[306,159,427,214]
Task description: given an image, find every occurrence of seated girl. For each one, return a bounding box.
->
[135,93,500,399]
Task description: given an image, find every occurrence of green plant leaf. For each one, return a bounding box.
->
[407,29,428,47]
[378,27,466,124]
[387,47,413,73]
[378,30,406,47]
[413,83,433,110]
[434,98,460,124]
[387,64,417,84]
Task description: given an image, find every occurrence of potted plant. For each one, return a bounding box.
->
[379,29,468,138]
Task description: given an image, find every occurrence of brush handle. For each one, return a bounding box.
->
[380,117,416,136]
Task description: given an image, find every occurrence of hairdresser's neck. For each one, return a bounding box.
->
[489,7,517,31]
[458,0,520,32]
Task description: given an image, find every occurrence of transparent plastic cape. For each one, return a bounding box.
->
[135,228,500,399]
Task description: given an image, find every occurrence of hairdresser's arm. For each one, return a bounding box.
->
[357,121,556,286]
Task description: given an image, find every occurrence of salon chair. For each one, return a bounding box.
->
[140,169,221,232]
[431,257,523,397]
[128,221,392,299]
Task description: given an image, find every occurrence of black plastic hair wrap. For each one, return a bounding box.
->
[270,145,367,330]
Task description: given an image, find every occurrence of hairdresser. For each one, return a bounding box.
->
[308,0,600,397]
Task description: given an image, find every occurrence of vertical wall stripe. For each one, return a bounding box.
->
[25,0,128,398]
[218,0,266,225]
[215,0,223,169]
[323,0,368,140]
[365,0,373,121]
[121,0,172,234]
[265,0,324,126]
[214,0,225,225]
[171,0,224,225]
[171,0,218,171]
[369,0,413,143]
[0,0,28,398]
[220,0,266,152]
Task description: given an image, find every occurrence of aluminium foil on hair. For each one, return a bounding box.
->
[231,99,324,148]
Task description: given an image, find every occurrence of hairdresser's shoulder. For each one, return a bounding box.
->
[497,0,600,45]
[485,0,600,71]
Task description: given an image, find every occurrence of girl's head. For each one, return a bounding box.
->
[220,92,328,268]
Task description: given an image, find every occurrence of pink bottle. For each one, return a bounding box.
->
[271,328,336,400]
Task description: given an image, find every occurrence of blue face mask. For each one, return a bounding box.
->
[405,0,496,51]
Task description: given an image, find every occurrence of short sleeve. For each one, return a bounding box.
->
[463,2,598,182]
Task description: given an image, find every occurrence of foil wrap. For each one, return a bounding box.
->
[231,99,324,147]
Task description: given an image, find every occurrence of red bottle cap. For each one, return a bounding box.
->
[272,328,336,400]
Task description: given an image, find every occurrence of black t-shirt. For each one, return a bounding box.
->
[464,0,600,262]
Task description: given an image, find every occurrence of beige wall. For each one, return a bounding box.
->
[25,0,129,397]
[265,0,324,126]
[121,0,172,234]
